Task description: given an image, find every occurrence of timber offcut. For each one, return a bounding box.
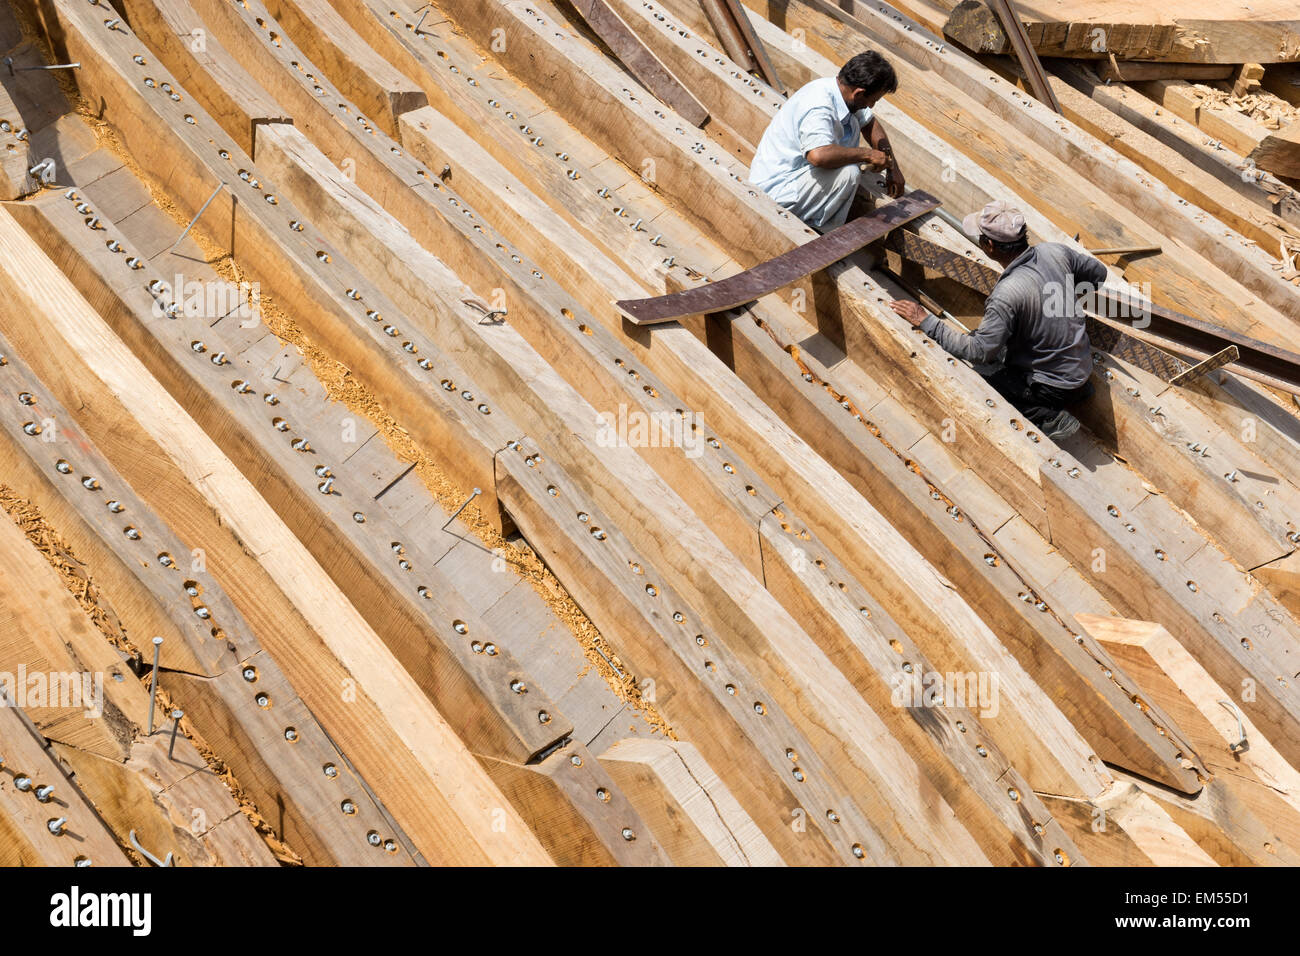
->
[0,0,1297,893]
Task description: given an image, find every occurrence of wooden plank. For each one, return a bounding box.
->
[117,0,291,154]
[0,535,273,863]
[0,70,32,198]
[1047,60,1300,254]
[0,193,551,864]
[1078,614,1300,863]
[1133,78,1300,179]
[478,739,674,866]
[1255,550,1300,620]
[568,0,710,127]
[600,737,783,866]
[0,323,432,865]
[249,120,998,867]
[391,3,1197,802]
[1098,62,1235,83]
[51,737,281,867]
[1040,788,1216,867]
[936,0,1300,64]
[1080,349,1300,573]
[1111,767,1292,866]
[608,0,769,153]
[260,0,427,138]
[1066,69,1300,229]
[1079,614,1300,845]
[1250,121,1300,180]
[0,514,133,761]
[1039,457,1300,772]
[0,693,130,866]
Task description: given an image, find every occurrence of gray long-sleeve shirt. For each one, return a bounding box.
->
[918,242,1108,389]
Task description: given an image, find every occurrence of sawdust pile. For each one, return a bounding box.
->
[1193,82,1299,131]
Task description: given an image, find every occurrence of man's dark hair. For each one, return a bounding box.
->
[982,228,1029,258]
[839,51,898,96]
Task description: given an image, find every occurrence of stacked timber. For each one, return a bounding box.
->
[0,0,1299,867]
[884,0,1300,186]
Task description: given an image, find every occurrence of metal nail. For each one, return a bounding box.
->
[146,637,163,735]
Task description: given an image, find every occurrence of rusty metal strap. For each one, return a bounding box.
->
[888,227,999,294]
[713,0,785,94]
[1091,292,1300,394]
[616,190,940,324]
[985,0,1062,113]
[570,0,709,127]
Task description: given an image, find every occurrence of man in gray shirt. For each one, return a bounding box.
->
[889,200,1108,441]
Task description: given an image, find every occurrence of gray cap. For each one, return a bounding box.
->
[962,199,1027,243]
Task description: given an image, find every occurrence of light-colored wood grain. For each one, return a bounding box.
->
[936,0,1300,63]
[250,117,994,867]
[1079,612,1300,857]
[117,0,290,154]
[0,193,550,865]
[403,0,1196,806]
[262,0,427,138]
[0,694,129,866]
[600,737,783,866]
[0,514,133,761]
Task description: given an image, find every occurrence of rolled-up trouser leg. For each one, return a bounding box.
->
[779,163,862,231]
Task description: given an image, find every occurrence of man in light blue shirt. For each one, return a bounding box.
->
[749,51,904,231]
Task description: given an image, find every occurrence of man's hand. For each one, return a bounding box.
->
[889,299,929,327]
[861,147,889,170]
[884,159,906,198]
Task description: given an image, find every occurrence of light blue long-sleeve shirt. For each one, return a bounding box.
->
[749,77,873,207]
